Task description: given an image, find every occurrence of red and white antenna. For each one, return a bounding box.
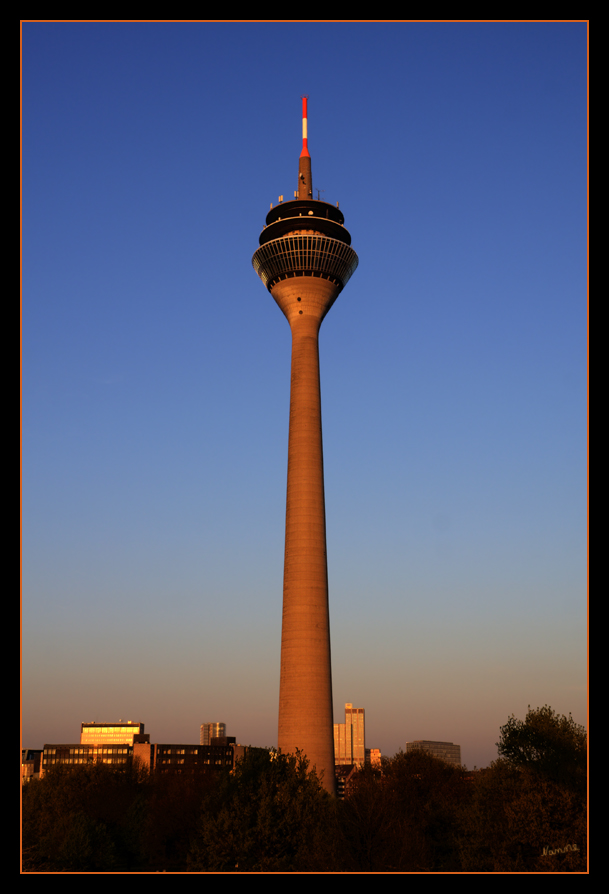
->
[297,96,312,199]
[300,95,310,158]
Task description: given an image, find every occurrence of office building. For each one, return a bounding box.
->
[200,722,226,746]
[42,742,133,773]
[405,740,462,767]
[334,703,366,767]
[40,721,242,778]
[138,741,235,774]
[335,764,358,800]
[252,98,358,795]
[21,749,42,784]
[367,748,382,768]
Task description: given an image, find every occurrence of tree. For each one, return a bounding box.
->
[380,750,468,871]
[458,760,587,872]
[188,748,336,872]
[141,770,217,871]
[333,764,396,871]
[497,705,587,797]
[22,760,150,871]
[22,759,222,872]
[458,706,588,871]
[336,751,468,871]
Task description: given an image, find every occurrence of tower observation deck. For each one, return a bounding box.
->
[252,199,358,295]
[252,99,358,795]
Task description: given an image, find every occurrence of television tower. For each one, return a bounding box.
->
[252,98,358,794]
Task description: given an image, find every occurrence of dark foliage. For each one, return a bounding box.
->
[458,760,587,871]
[22,707,588,873]
[188,748,336,872]
[497,705,587,799]
[22,760,151,871]
[336,751,468,871]
[21,759,217,872]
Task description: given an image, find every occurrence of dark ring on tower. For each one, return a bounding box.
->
[252,234,359,292]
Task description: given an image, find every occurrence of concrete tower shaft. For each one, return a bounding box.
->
[252,101,358,795]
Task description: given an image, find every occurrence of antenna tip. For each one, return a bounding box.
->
[300,96,310,158]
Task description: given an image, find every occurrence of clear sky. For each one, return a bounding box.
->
[22,21,587,770]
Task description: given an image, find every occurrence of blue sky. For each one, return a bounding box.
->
[22,21,587,769]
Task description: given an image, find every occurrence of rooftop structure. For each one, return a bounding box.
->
[80,721,146,746]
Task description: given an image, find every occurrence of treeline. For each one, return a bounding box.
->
[21,706,587,872]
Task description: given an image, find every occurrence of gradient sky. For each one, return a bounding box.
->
[22,21,588,770]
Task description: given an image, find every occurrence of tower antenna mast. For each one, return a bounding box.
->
[298,95,312,199]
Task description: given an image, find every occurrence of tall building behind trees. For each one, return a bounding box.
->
[334,703,365,766]
[200,722,226,746]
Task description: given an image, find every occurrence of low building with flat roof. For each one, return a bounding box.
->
[405,740,462,767]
